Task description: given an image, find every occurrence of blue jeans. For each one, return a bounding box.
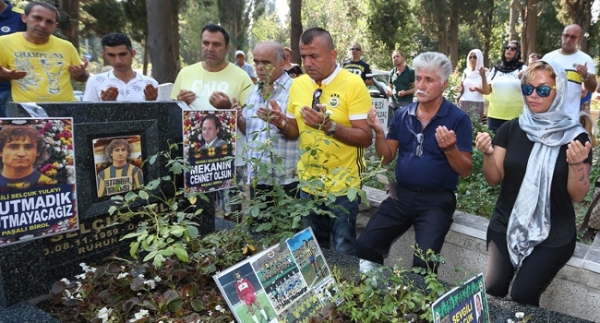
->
[0,90,11,118]
[301,191,359,255]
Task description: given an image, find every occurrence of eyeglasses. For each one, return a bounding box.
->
[312,89,322,111]
[562,33,579,40]
[468,56,477,60]
[415,133,424,157]
[350,47,362,51]
[521,84,556,97]
[505,46,517,51]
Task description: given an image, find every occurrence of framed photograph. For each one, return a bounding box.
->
[92,135,144,198]
[183,110,236,193]
[0,118,78,246]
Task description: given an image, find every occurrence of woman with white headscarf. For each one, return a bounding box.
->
[456,49,488,120]
[474,59,592,306]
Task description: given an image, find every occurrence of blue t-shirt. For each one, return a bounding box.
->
[387,98,472,191]
[0,1,27,92]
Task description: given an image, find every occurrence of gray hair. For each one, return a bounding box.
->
[412,52,453,83]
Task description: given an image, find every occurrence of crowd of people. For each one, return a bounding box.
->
[1,0,597,310]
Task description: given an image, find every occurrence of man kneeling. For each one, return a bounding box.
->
[356,52,473,270]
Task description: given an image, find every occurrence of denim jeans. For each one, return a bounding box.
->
[0,90,11,118]
[301,191,359,256]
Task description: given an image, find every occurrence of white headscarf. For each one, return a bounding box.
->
[507,59,587,269]
[464,49,484,79]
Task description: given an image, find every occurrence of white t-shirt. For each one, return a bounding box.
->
[83,71,158,102]
[460,71,488,102]
[543,50,596,120]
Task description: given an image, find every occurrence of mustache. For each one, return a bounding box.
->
[415,90,429,97]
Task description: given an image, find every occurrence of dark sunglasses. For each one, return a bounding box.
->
[505,46,517,51]
[312,89,322,111]
[468,56,477,60]
[521,84,556,97]
[415,133,424,157]
[350,47,362,51]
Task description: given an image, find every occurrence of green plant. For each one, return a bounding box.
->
[108,143,208,268]
[325,248,451,323]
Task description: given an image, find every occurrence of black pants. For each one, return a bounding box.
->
[356,185,456,270]
[485,228,575,306]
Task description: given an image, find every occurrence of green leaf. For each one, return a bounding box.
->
[170,225,185,237]
[187,226,199,238]
[168,299,183,312]
[174,247,189,262]
[154,253,165,267]
[149,154,158,165]
[122,232,141,240]
[159,247,174,257]
[138,190,150,200]
[108,205,118,215]
[129,241,139,259]
[191,299,204,311]
[143,250,158,262]
[347,188,357,202]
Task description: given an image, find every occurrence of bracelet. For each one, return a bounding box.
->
[582,73,590,82]
[278,121,288,132]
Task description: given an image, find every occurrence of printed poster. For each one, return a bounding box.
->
[0,118,78,246]
[214,228,336,323]
[93,135,144,198]
[183,110,236,193]
[432,273,489,323]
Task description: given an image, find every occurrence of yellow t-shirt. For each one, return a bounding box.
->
[170,62,253,109]
[0,33,82,102]
[287,68,371,195]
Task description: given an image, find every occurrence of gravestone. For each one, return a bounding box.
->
[0,102,215,307]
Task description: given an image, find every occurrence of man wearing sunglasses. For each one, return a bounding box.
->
[341,42,374,86]
[543,24,596,120]
[270,28,373,256]
[356,52,473,271]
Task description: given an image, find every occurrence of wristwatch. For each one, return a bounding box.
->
[325,121,337,136]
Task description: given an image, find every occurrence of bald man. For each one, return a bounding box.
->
[543,24,597,120]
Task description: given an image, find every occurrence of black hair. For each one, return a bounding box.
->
[300,27,334,50]
[201,23,230,45]
[101,33,133,51]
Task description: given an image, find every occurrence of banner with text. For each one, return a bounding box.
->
[0,118,78,246]
[183,110,236,193]
[432,273,489,323]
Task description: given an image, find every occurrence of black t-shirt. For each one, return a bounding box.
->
[489,119,592,247]
[342,59,372,81]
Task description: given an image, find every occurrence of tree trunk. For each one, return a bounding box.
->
[437,19,447,55]
[449,14,459,69]
[481,0,495,67]
[508,0,518,42]
[146,0,179,83]
[61,0,80,52]
[523,0,538,59]
[290,0,302,65]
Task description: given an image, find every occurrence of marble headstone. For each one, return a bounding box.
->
[0,102,215,307]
